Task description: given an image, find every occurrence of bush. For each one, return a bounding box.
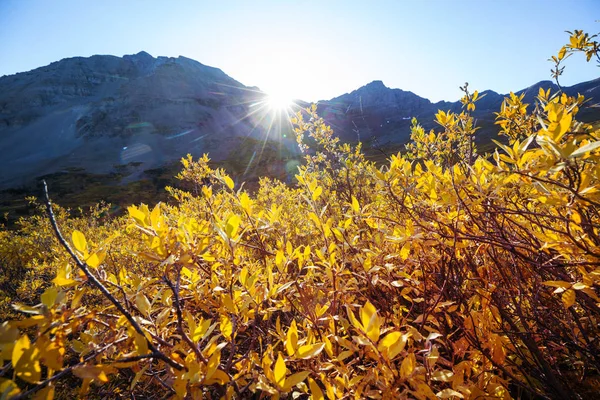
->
[0,30,599,399]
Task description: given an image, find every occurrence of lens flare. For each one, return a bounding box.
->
[267,91,293,110]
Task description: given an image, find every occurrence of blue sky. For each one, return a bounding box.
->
[0,0,598,102]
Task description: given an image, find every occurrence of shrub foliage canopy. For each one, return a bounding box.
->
[1,30,599,399]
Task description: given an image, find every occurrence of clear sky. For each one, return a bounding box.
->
[0,0,599,102]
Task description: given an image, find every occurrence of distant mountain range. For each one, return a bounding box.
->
[318,78,600,146]
[1,51,599,191]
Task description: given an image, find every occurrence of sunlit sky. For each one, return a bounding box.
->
[1,0,599,102]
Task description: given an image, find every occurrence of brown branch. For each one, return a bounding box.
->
[163,271,206,363]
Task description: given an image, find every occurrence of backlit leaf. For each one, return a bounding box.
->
[274,352,286,388]
[223,175,235,190]
[72,230,87,254]
[562,289,576,308]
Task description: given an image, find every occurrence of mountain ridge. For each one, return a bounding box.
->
[1,52,599,192]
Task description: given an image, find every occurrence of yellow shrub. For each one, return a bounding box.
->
[0,30,599,399]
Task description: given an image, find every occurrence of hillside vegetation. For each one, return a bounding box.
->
[0,30,599,399]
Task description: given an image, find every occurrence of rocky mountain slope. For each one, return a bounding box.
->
[0,52,298,189]
[1,52,599,192]
[318,78,600,147]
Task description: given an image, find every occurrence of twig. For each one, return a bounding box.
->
[163,272,207,363]
[42,180,183,375]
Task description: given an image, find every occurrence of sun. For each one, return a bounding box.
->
[266,90,293,111]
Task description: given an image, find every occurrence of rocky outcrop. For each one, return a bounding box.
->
[0,52,296,189]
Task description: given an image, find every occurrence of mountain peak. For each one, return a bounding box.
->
[123,51,154,60]
[135,51,152,58]
[364,80,387,89]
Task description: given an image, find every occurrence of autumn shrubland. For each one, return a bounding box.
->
[1,30,600,400]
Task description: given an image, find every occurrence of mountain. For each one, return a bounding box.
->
[0,51,299,190]
[1,52,599,195]
[317,78,600,149]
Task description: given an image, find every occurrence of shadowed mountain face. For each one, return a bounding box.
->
[1,52,599,191]
[0,52,299,189]
[317,78,600,148]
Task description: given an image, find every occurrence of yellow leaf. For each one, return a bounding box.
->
[570,140,600,159]
[284,371,310,391]
[399,243,410,261]
[135,293,151,316]
[204,369,230,385]
[273,352,287,388]
[72,230,87,254]
[239,192,252,212]
[377,331,408,360]
[296,343,325,359]
[12,335,30,367]
[86,251,105,269]
[360,301,381,342]
[558,46,567,61]
[223,175,235,190]
[12,335,41,384]
[350,196,360,213]
[432,370,454,382]
[71,287,86,308]
[52,262,77,286]
[309,378,324,400]
[133,333,149,356]
[205,350,221,380]
[173,377,187,398]
[150,204,161,230]
[225,214,241,239]
[312,186,323,201]
[41,287,58,308]
[308,212,320,227]
[491,335,506,364]
[73,365,110,383]
[239,267,248,286]
[562,289,576,309]
[285,320,298,356]
[400,352,415,379]
[128,205,147,226]
[543,280,571,289]
[275,250,286,271]
[220,315,233,340]
[436,388,464,399]
[39,338,64,370]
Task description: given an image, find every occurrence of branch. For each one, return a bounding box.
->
[42,180,183,374]
[163,272,206,363]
